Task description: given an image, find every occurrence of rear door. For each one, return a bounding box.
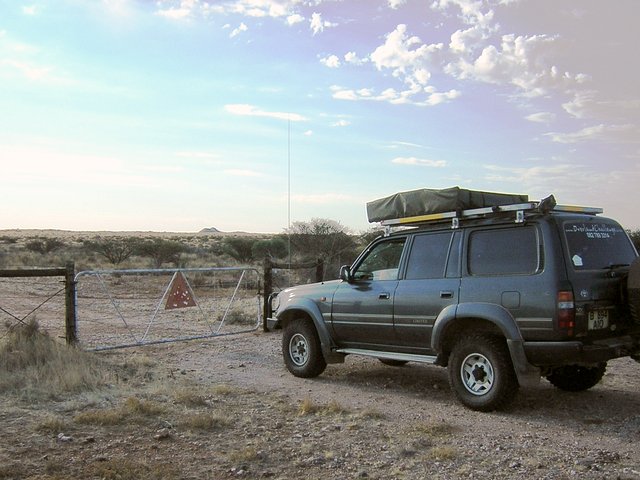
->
[562,217,638,335]
[393,231,461,352]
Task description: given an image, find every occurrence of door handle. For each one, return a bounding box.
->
[379,292,390,300]
[440,291,454,299]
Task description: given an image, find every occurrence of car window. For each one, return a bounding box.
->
[353,238,406,281]
[564,221,637,270]
[468,226,539,276]
[405,232,453,279]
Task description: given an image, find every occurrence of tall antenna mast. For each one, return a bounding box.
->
[287,114,292,278]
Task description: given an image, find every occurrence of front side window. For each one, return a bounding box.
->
[353,238,406,281]
[468,226,539,276]
[564,221,636,270]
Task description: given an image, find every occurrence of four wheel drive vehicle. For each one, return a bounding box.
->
[267,188,640,411]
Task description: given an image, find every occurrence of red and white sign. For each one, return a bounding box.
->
[165,272,197,310]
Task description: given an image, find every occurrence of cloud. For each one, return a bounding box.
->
[331,119,350,127]
[392,157,447,167]
[230,22,248,38]
[330,85,460,107]
[287,14,304,25]
[224,104,307,122]
[310,12,336,35]
[546,124,637,144]
[22,5,38,15]
[525,112,555,123]
[388,0,407,8]
[320,54,340,68]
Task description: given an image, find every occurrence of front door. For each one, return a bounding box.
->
[331,237,407,349]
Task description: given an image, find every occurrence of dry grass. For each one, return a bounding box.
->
[0,320,109,400]
[298,397,350,416]
[181,412,230,431]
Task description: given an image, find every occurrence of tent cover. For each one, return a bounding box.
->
[366,186,529,223]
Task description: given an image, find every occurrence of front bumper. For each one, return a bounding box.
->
[524,335,640,366]
[266,317,280,331]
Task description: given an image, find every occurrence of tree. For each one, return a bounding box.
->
[137,239,186,268]
[252,237,288,261]
[221,237,256,264]
[25,238,65,254]
[84,237,138,265]
[285,218,358,278]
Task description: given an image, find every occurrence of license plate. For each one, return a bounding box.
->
[588,309,609,330]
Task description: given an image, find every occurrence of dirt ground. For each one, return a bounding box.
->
[2,329,640,480]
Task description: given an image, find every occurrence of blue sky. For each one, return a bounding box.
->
[1,0,639,233]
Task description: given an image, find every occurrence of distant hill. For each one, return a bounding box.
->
[199,227,221,234]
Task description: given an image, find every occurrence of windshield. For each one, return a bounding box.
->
[563,220,637,270]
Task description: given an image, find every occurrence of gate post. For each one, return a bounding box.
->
[263,257,273,331]
[64,261,77,345]
[315,258,324,283]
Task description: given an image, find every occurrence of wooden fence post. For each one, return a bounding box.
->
[64,261,77,345]
[263,257,273,332]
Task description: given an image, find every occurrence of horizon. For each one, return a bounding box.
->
[1,1,639,232]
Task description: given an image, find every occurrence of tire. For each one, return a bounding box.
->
[448,333,519,412]
[546,363,606,392]
[282,318,326,378]
[378,358,408,367]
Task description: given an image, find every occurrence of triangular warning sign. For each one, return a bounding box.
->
[165,272,197,310]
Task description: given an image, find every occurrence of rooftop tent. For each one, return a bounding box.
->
[366,187,529,223]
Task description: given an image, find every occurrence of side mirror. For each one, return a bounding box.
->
[339,265,352,283]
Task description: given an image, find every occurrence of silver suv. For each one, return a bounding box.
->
[268,190,640,411]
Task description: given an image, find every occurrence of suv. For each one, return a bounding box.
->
[267,190,640,411]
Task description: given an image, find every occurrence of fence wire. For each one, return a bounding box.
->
[75,267,262,351]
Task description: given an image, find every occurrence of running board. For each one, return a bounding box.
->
[335,348,437,364]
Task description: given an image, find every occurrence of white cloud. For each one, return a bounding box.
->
[546,124,637,144]
[320,54,340,68]
[287,14,304,25]
[388,0,407,8]
[330,85,459,107]
[224,104,307,122]
[525,112,555,123]
[331,119,350,127]
[344,51,366,65]
[22,5,38,15]
[310,12,336,35]
[392,157,447,167]
[230,22,248,38]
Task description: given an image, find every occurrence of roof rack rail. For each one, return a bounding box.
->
[379,201,603,229]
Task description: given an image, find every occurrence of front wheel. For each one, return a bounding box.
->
[282,318,326,378]
[448,333,519,412]
[546,363,606,391]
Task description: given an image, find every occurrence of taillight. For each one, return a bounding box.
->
[557,290,575,337]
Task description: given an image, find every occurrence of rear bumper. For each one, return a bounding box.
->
[524,335,640,366]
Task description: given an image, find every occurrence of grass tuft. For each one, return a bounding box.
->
[0,320,108,400]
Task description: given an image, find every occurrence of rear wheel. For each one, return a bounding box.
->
[282,318,326,378]
[546,363,606,391]
[448,333,519,412]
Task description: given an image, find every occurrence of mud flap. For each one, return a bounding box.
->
[507,339,541,387]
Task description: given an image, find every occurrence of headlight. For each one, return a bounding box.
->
[270,292,280,314]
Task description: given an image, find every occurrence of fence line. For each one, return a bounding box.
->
[0,262,77,344]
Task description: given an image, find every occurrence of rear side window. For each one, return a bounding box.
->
[405,232,453,279]
[468,226,539,275]
[564,221,636,269]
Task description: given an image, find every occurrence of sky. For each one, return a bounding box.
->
[1,0,639,234]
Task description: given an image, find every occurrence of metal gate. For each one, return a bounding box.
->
[75,267,261,350]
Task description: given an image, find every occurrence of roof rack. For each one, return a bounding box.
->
[380,200,603,229]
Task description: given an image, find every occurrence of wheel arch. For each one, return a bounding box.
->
[432,303,540,387]
[277,300,344,364]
